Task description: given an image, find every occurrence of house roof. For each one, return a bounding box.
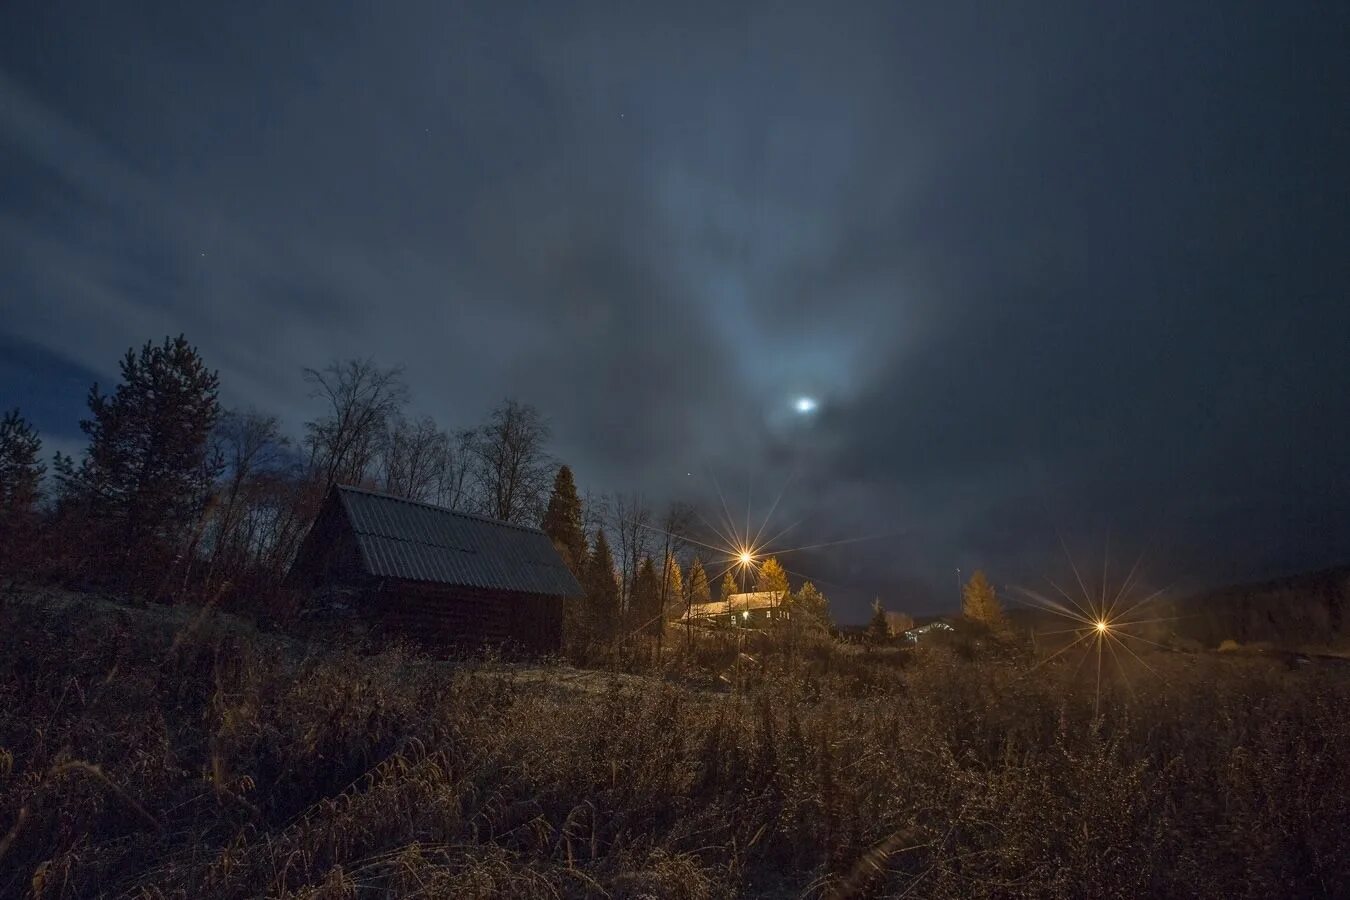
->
[680,590,786,620]
[331,485,584,598]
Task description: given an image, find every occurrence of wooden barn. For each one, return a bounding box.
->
[286,485,582,654]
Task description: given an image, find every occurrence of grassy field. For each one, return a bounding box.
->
[2,588,1348,899]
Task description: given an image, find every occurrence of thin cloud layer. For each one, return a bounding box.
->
[2,2,1347,617]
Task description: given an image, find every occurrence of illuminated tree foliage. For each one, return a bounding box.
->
[686,556,711,605]
[884,610,916,637]
[792,581,831,630]
[756,556,789,596]
[962,569,1009,633]
[720,571,739,602]
[660,551,683,620]
[541,464,586,577]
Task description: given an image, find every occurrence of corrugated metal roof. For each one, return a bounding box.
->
[333,485,583,597]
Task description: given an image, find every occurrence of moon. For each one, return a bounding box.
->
[794,396,818,414]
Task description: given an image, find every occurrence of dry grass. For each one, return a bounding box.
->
[1,588,1348,899]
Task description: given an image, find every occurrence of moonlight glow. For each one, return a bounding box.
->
[794,396,817,414]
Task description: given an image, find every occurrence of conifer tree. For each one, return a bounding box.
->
[687,556,711,605]
[631,555,662,636]
[0,409,43,515]
[720,570,739,602]
[60,335,221,586]
[583,529,620,640]
[792,581,831,630]
[0,409,44,573]
[962,569,1008,632]
[867,598,890,643]
[660,550,683,620]
[756,556,789,597]
[541,464,586,576]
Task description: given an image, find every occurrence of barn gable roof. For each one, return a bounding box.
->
[329,485,583,597]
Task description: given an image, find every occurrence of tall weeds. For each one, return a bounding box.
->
[1,590,1347,898]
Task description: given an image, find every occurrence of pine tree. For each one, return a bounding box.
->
[962,569,1008,632]
[720,570,739,602]
[0,409,43,515]
[62,335,221,586]
[756,556,789,597]
[0,409,44,573]
[583,529,620,641]
[631,555,662,636]
[867,598,890,643]
[541,464,586,577]
[687,556,711,605]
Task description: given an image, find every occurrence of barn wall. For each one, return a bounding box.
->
[286,497,367,590]
[373,580,564,654]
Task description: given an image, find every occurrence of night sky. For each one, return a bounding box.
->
[3,2,1348,618]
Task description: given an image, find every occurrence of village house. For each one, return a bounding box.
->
[903,616,958,643]
[678,590,790,628]
[286,485,582,654]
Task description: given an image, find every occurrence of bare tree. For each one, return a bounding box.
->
[884,610,916,637]
[611,492,652,613]
[431,428,476,511]
[653,501,695,658]
[469,399,552,524]
[581,489,610,545]
[303,359,408,491]
[202,409,292,591]
[380,416,449,502]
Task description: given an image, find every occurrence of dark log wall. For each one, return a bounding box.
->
[375,580,564,655]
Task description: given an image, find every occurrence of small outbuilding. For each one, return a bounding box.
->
[286,485,582,654]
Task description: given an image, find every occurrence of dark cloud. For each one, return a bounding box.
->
[3,1,1348,619]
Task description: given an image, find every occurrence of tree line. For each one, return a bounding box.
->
[0,334,840,653]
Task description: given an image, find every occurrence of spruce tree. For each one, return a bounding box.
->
[541,464,586,576]
[583,529,620,640]
[631,555,661,636]
[63,335,221,585]
[720,570,739,602]
[867,598,890,643]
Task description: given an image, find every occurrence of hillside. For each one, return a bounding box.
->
[1173,566,1350,648]
[1005,565,1350,652]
